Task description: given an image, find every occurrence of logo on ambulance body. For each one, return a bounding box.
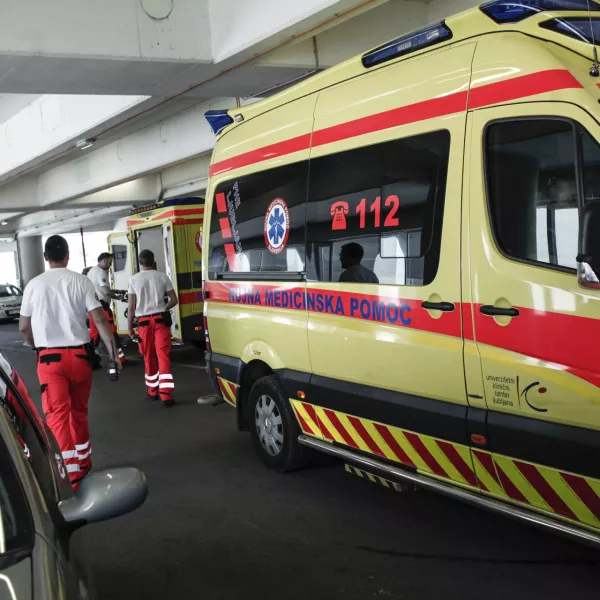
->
[264,198,290,255]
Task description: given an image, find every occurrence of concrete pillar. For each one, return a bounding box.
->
[17,236,45,288]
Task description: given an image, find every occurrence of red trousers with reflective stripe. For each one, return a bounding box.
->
[37,348,92,488]
[138,315,173,401]
[89,302,126,364]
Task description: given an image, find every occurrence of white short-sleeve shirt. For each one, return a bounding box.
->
[20,268,102,347]
[87,264,111,303]
[128,270,174,317]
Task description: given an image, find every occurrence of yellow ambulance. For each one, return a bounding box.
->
[109,198,205,344]
[202,0,600,545]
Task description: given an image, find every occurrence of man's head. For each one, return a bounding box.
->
[44,235,69,267]
[340,242,364,269]
[139,249,155,269]
[97,252,113,270]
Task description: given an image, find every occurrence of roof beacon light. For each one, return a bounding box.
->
[362,22,452,68]
[204,110,234,136]
[481,0,599,24]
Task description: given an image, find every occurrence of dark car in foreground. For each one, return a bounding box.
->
[0,351,148,599]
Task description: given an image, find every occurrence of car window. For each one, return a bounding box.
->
[208,162,309,278]
[0,430,34,560]
[0,286,20,298]
[0,352,71,507]
[486,119,579,271]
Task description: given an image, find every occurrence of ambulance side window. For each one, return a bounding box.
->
[305,130,450,285]
[112,245,127,272]
[207,162,308,279]
[486,119,579,271]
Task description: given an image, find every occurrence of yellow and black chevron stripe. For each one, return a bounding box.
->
[217,377,239,407]
[344,464,403,491]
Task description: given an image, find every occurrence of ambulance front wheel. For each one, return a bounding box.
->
[249,375,307,472]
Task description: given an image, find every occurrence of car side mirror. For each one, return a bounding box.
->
[578,202,600,289]
[58,468,147,529]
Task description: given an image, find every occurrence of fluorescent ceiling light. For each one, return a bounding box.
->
[76,139,95,150]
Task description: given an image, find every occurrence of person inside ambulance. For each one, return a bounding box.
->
[18,235,120,490]
[127,249,179,407]
[87,252,127,367]
[339,242,379,284]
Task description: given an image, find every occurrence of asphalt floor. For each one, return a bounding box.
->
[0,322,598,599]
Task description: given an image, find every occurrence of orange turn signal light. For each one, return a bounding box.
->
[471,433,486,446]
[297,390,306,399]
[215,368,221,375]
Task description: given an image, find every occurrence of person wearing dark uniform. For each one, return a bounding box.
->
[128,249,178,406]
[87,252,126,366]
[339,242,380,284]
[19,236,120,489]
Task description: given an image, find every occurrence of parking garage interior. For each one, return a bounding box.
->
[2,1,600,598]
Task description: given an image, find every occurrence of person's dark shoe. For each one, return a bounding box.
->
[162,399,175,407]
[147,394,159,401]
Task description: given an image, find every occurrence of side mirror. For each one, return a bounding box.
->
[578,202,600,289]
[58,468,147,529]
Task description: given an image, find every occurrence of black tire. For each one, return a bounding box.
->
[248,375,307,472]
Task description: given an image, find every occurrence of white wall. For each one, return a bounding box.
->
[0,0,212,61]
[316,0,427,66]
[0,95,149,179]
[35,99,232,208]
[0,252,17,285]
[208,0,367,62]
[427,0,479,22]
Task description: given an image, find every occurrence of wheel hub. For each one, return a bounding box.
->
[264,416,273,434]
[255,394,284,457]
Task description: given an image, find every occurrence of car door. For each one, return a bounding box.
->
[303,44,477,488]
[163,222,183,341]
[108,232,133,335]
[0,415,36,600]
[468,102,600,529]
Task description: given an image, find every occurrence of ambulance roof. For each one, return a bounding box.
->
[211,0,600,134]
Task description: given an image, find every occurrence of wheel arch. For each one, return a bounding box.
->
[237,359,274,431]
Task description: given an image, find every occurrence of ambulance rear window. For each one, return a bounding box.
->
[540,17,600,44]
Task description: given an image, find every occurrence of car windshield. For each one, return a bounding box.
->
[0,286,20,298]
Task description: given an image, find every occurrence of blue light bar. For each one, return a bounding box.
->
[480,0,599,24]
[204,110,234,135]
[362,22,453,68]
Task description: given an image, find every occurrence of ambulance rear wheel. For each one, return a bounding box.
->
[249,375,307,472]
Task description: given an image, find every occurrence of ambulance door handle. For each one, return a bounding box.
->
[480,305,520,318]
[421,301,455,312]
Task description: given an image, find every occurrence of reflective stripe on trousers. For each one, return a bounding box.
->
[38,348,93,488]
[138,315,174,401]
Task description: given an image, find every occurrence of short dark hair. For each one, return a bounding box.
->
[97,252,112,263]
[44,235,69,262]
[139,249,155,267]
[341,242,364,262]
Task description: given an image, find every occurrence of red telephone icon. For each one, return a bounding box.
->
[330,201,349,231]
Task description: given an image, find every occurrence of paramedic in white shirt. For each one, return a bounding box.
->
[87,252,126,365]
[19,235,119,489]
[128,249,178,406]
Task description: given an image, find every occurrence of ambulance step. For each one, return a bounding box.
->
[344,464,416,492]
[299,435,600,549]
